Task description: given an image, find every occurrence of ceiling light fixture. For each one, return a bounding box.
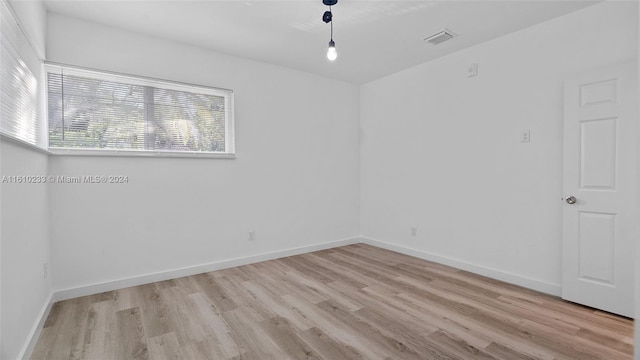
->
[322,0,338,61]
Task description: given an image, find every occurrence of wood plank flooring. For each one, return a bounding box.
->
[31,244,634,360]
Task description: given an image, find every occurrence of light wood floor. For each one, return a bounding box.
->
[31,244,633,360]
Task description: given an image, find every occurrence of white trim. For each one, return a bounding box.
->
[44,62,235,157]
[22,237,361,359]
[361,236,562,296]
[0,138,235,159]
[22,236,563,360]
[53,237,362,302]
[48,148,236,159]
[50,235,560,300]
[44,63,232,96]
[18,292,54,360]
[224,93,235,154]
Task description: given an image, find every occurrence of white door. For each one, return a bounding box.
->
[562,62,637,318]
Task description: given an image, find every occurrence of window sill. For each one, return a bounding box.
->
[1,135,236,159]
[48,148,236,159]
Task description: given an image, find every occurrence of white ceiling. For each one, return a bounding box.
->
[43,0,598,84]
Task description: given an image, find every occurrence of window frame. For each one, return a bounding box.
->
[44,63,235,159]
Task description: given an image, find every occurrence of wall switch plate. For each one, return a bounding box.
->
[520,129,530,143]
[411,227,417,237]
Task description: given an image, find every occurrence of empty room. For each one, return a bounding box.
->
[1,0,638,359]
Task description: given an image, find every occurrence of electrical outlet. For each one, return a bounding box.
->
[411,227,418,237]
[467,63,478,78]
[520,129,530,143]
[43,263,48,279]
[248,231,256,241]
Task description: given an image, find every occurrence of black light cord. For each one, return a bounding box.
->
[330,5,333,41]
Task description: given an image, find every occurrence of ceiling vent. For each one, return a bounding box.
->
[424,29,456,45]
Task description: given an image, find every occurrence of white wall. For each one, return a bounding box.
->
[0,2,50,359]
[360,1,638,293]
[6,2,636,357]
[0,142,51,360]
[46,13,360,292]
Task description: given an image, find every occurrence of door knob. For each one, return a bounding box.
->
[565,196,577,204]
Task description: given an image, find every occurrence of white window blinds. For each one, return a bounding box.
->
[0,0,43,148]
[46,65,235,155]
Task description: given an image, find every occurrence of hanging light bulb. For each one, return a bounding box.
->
[327,40,337,61]
[322,0,338,61]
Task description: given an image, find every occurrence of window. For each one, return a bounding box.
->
[45,64,235,156]
[0,0,44,148]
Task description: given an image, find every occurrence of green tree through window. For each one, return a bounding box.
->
[47,66,233,154]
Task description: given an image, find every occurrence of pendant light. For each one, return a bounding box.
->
[322,0,338,61]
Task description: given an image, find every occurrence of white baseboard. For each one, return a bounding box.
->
[23,235,561,360]
[53,237,362,302]
[43,236,561,304]
[19,292,54,360]
[20,237,361,360]
[361,236,561,296]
